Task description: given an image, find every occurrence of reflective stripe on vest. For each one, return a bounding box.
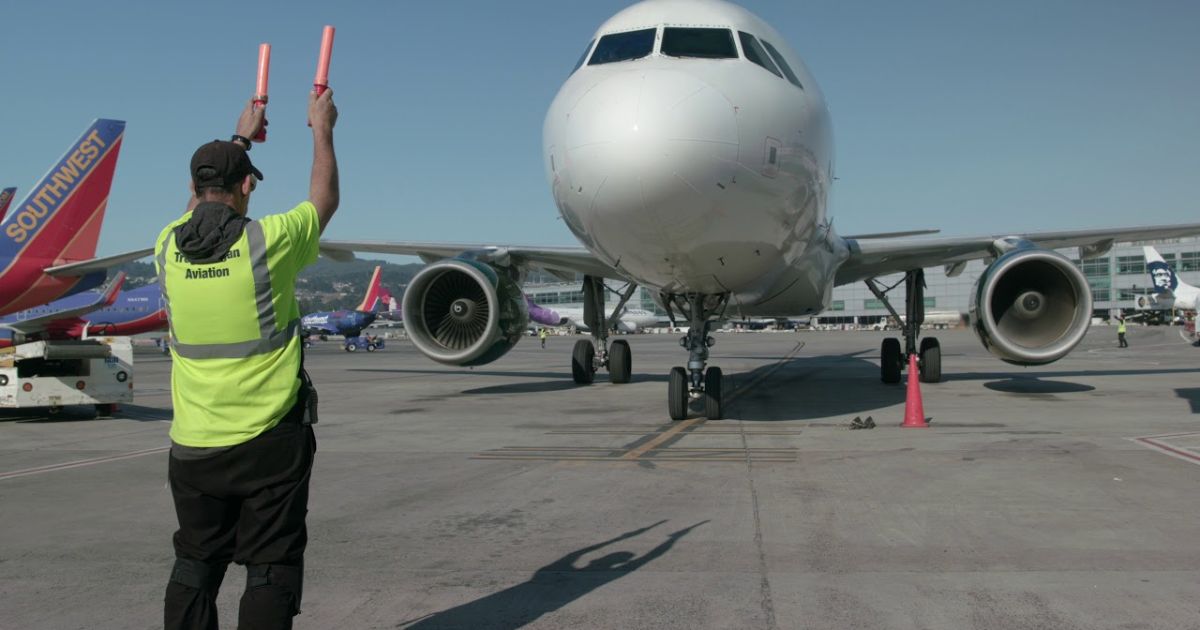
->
[158,221,300,360]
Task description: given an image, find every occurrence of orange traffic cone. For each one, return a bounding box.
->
[902,353,928,428]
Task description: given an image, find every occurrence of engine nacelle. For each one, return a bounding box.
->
[402,258,529,367]
[970,248,1092,365]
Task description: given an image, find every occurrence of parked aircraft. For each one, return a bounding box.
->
[0,281,166,343]
[301,265,385,339]
[0,120,154,317]
[1138,246,1199,312]
[0,187,15,222]
[320,0,1200,420]
[527,295,660,332]
[375,287,403,322]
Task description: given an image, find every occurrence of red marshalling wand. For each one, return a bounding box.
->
[252,43,271,142]
[313,26,335,95]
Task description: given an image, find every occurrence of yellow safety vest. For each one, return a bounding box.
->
[155,203,319,447]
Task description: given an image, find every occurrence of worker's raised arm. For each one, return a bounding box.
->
[308,89,339,233]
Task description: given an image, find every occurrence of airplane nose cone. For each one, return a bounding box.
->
[557,69,740,261]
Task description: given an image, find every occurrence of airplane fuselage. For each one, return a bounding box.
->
[544,0,842,318]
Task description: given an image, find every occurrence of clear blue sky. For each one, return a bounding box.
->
[2,0,1197,258]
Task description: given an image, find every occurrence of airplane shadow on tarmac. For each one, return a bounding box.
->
[399,519,707,630]
[723,351,907,422]
[1176,388,1200,414]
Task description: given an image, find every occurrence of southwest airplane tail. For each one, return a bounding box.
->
[355,265,384,311]
[0,119,126,315]
[0,187,15,223]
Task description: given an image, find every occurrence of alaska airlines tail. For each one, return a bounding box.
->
[355,265,384,312]
[1144,246,1199,311]
[0,188,15,223]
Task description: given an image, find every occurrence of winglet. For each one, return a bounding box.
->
[99,272,126,307]
[0,187,15,223]
[355,265,383,312]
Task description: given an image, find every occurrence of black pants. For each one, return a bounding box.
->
[165,411,315,630]
[1119,332,1128,347]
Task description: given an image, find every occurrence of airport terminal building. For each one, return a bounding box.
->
[524,237,1200,326]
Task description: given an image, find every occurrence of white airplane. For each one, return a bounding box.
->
[1141,246,1199,311]
[555,306,660,333]
[322,0,1200,420]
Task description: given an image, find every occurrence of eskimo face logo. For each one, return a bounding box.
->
[1148,262,1177,292]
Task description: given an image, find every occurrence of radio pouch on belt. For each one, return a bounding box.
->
[299,348,319,426]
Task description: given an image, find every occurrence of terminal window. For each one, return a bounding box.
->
[1116,255,1145,275]
[1077,258,1110,278]
[1181,252,1200,272]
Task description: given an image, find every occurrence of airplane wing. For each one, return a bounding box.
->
[2,272,126,336]
[835,222,1200,285]
[42,248,154,277]
[318,240,626,281]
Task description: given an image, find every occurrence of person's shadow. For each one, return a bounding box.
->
[401,519,708,629]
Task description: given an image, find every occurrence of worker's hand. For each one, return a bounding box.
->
[235,98,267,141]
[308,88,338,134]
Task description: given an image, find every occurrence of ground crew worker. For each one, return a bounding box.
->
[158,89,338,630]
[1118,317,1128,348]
[539,327,549,348]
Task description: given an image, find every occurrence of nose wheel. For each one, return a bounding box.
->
[665,293,729,421]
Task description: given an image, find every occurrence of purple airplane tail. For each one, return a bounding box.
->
[525,294,564,327]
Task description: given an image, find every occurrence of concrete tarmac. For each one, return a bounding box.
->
[2,326,1199,629]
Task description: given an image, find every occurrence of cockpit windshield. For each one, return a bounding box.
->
[738,32,781,78]
[661,27,737,59]
[760,40,805,90]
[572,40,595,73]
[589,29,657,66]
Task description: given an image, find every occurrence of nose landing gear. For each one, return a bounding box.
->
[665,293,729,421]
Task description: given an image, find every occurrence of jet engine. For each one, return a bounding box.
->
[970,247,1092,365]
[402,258,529,367]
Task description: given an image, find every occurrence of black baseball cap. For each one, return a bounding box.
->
[190,140,264,189]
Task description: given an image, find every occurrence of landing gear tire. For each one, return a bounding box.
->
[95,403,117,417]
[572,340,595,385]
[919,337,941,383]
[704,367,723,420]
[668,367,689,421]
[609,339,632,384]
[881,338,902,384]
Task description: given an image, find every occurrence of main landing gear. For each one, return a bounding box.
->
[571,276,638,385]
[665,293,729,421]
[867,269,942,385]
